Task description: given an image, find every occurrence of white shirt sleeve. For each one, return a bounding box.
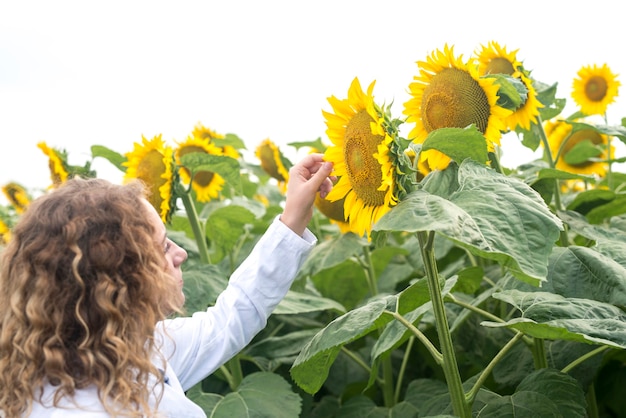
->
[156,217,316,391]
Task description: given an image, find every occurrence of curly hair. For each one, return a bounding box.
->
[0,178,181,417]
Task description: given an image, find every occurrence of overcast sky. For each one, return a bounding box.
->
[2,0,625,205]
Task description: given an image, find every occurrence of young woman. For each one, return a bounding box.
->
[0,154,334,417]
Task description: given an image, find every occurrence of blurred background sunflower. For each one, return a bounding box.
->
[572,63,620,116]
[255,139,291,192]
[544,118,612,177]
[1,182,30,214]
[123,134,177,223]
[175,135,226,203]
[474,41,543,131]
[37,142,69,187]
[403,44,510,170]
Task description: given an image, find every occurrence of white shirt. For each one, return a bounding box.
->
[27,218,316,417]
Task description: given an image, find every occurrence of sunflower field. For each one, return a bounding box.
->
[3,41,626,417]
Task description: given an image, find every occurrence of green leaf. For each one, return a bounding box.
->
[476,391,563,417]
[309,259,368,311]
[375,160,563,285]
[274,290,346,315]
[290,296,396,394]
[537,167,594,182]
[212,133,247,150]
[180,153,242,193]
[562,139,603,165]
[516,368,587,417]
[299,233,366,277]
[181,263,228,313]
[205,205,256,257]
[91,145,127,172]
[246,329,321,364]
[485,290,626,348]
[422,126,489,166]
[190,372,301,418]
[586,194,626,224]
[548,246,626,306]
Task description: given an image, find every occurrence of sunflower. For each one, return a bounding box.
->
[315,192,353,234]
[572,63,620,116]
[192,122,240,159]
[1,182,30,214]
[37,142,69,187]
[544,119,612,176]
[403,44,510,170]
[255,139,291,192]
[0,218,10,244]
[475,41,543,130]
[175,136,226,202]
[124,134,177,223]
[323,77,407,239]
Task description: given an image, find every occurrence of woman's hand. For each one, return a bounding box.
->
[280,153,334,236]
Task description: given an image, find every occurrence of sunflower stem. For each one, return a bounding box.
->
[362,245,394,408]
[537,117,569,246]
[180,192,211,264]
[394,336,415,404]
[417,230,471,417]
[531,337,548,369]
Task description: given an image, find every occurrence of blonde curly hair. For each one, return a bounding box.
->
[0,178,180,417]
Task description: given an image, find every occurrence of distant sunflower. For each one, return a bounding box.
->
[475,41,543,130]
[323,77,406,239]
[0,218,10,244]
[192,122,241,160]
[572,63,620,116]
[37,142,69,187]
[255,139,291,191]
[175,136,226,202]
[403,44,510,170]
[124,135,177,223]
[1,182,30,214]
[544,119,612,176]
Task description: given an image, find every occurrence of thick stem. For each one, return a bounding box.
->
[417,231,471,417]
[180,192,211,264]
[226,357,243,390]
[361,246,394,408]
[537,116,569,246]
[531,337,548,369]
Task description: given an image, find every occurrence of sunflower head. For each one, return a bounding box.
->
[2,182,30,214]
[175,136,227,203]
[572,63,620,116]
[255,139,291,191]
[323,77,412,239]
[314,191,353,234]
[544,119,612,177]
[475,41,543,130]
[37,142,69,187]
[0,217,10,245]
[123,134,178,223]
[403,44,510,170]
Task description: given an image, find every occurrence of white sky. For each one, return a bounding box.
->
[2,0,625,205]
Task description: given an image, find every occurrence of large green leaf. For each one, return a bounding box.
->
[334,395,420,418]
[205,205,256,256]
[274,290,346,315]
[422,126,489,166]
[187,372,301,418]
[375,160,562,285]
[290,295,397,394]
[484,290,626,348]
[548,246,626,306]
[476,391,563,417]
[180,153,242,193]
[91,145,127,172]
[516,368,587,417]
[299,233,366,277]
